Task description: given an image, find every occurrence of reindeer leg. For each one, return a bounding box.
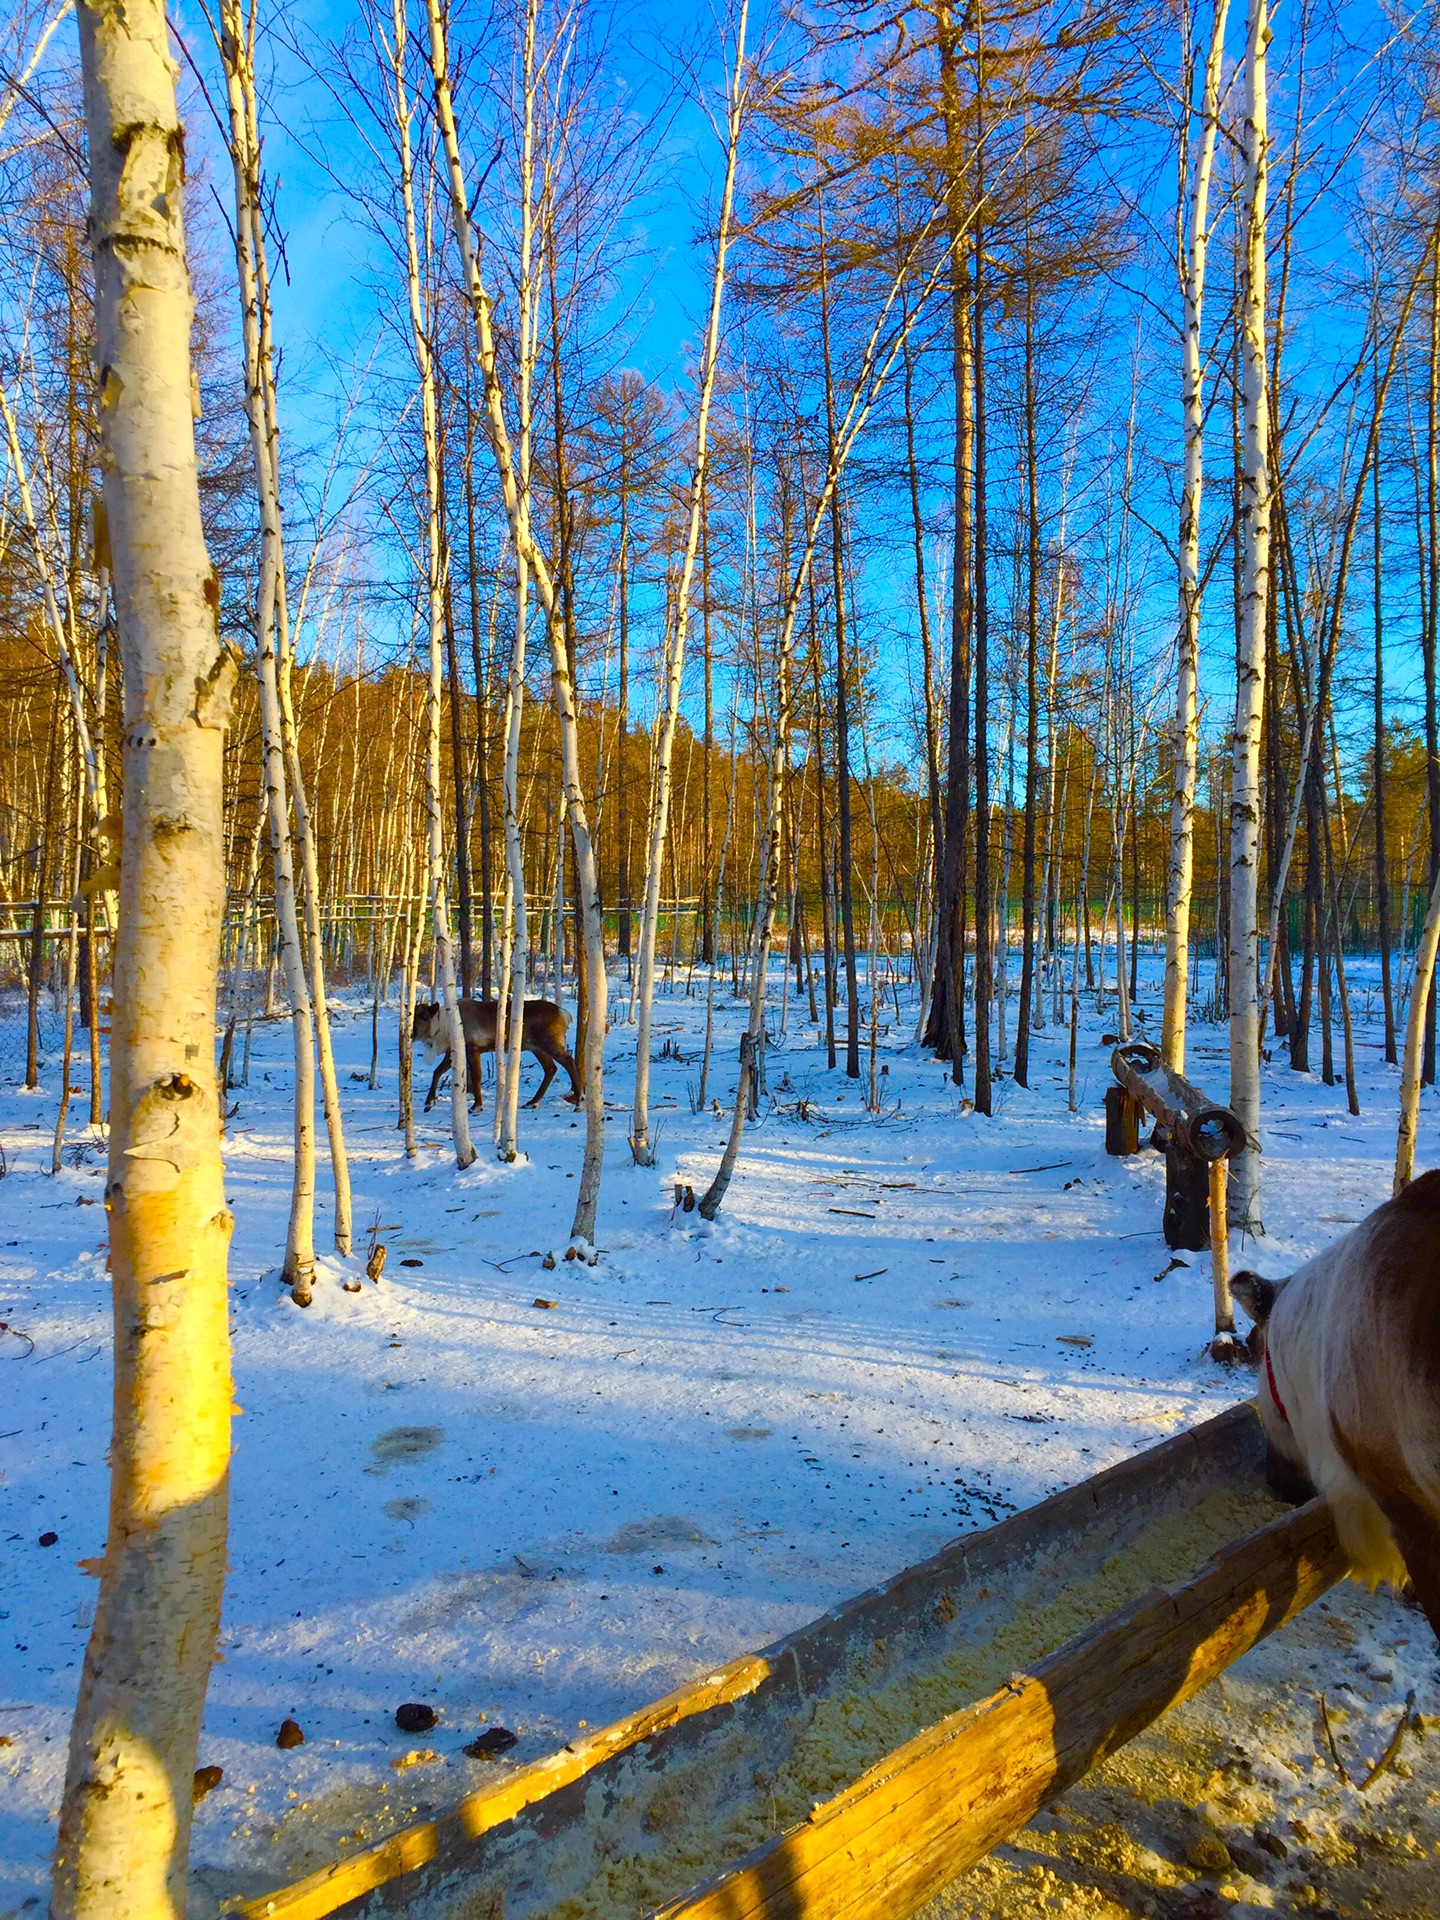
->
[468,1043,484,1113]
[558,1046,582,1105]
[1384,1502,1440,1647]
[524,1050,556,1109]
[1264,1439,1315,1506]
[424,1053,449,1113]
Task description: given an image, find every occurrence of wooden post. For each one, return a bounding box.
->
[1103,1083,1142,1155]
[1209,1156,1241,1361]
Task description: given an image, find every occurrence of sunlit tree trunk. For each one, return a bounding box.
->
[494,557,530,1156]
[1228,0,1272,1234]
[1013,235,1040,1087]
[819,281,862,1085]
[1374,392,1395,1063]
[217,1,352,1270]
[699,239,943,1216]
[269,429,351,1256]
[629,0,747,1162]
[1163,0,1228,1075]
[214,7,318,1300]
[428,0,606,1237]
[972,64,994,1111]
[1396,858,1440,1193]
[53,3,236,1905]
[493,0,540,1156]
[52,745,83,1173]
[0,388,103,823]
[391,0,473,1168]
[924,6,974,1082]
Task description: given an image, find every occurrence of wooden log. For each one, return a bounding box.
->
[1162,1138,1212,1252]
[1110,1040,1244,1164]
[651,1498,1345,1920]
[1103,1083,1142,1155]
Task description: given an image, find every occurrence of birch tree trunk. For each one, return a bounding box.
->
[255,227,351,1246]
[1395,858,1440,1194]
[498,0,539,1161]
[215,4,318,1301]
[427,0,606,1237]
[274,587,352,1251]
[0,387,104,822]
[52,750,83,1174]
[629,0,747,1166]
[497,557,530,1159]
[697,238,945,1218]
[1163,0,1229,1075]
[53,4,237,1906]
[392,0,474,1169]
[1228,0,1272,1235]
[219,1,353,1264]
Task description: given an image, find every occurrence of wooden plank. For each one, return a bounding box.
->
[649,1497,1345,1920]
[231,1655,771,1920]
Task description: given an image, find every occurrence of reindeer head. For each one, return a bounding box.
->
[1232,1269,1289,1366]
[410,1002,443,1050]
[1232,1270,1284,1327]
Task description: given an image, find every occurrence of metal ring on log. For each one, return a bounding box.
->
[1109,1045,1244,1165]
[1177,1105,1247,1164]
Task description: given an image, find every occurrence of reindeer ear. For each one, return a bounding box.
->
[1232,1270,1280,1326]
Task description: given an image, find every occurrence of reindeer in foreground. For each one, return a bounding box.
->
[411,998,580,1113]
[1234,1169,1440,1643]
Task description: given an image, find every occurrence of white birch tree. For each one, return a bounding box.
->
[628,0,749,1167]
[212,1,322,1300]
[427,0,606,1237]
[1228,0,1272,1234]
[53,1,237,1904]
[1163,0,1229,1075]
[496,0,541,1162]
[391,0,475,1168]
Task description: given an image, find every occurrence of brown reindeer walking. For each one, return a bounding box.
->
[412,999,580,1113]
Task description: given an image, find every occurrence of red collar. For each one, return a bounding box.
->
[1264,1342,1289,1425]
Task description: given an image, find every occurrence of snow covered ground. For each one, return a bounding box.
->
[1,954,1437,1914]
